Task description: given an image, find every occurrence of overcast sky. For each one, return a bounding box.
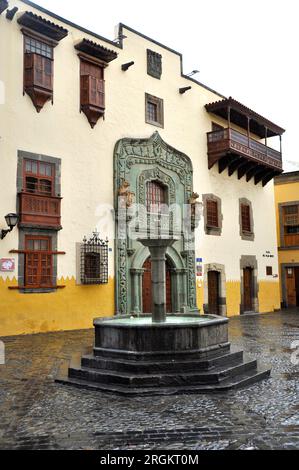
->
[32,0,298,171]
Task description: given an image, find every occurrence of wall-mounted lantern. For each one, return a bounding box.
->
[0,213,19,240]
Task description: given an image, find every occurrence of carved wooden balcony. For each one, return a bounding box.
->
[18,192,62,229]
[207,128,283,186]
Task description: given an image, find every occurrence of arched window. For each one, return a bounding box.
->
[146,181,167,213]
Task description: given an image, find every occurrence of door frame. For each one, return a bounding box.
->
[240,255,259,314]
[204,263,227,316]
[281,263,299,308]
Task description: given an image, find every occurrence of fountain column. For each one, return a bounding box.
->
[138,239,177,323]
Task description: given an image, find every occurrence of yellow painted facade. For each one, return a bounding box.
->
[0,276,115,337]
[274,173,299,306]
[0,0,282,336]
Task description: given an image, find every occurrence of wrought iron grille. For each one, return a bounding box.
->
[80,232,108,285]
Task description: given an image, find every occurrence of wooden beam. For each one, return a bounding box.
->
[228,157,246,176]
[262,170,278,186]
[246,165,263,182]
[218,155,231,174]
[238,161,256,179]
[254,167,271,185]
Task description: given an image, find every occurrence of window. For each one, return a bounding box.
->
[23,33,54,112]
[145,93,164,128]
[147,49,162,79]
[79,57,105,128]
[206,200,219,228]
[25,236,53,288]
[23,159,55,196]
[24,36,53,59]
[203,194,222,236]
[80,233,108,285]
[241,204,251,232]
[146,181,167,213]
[266,266,273,276]
[282,204,299,247]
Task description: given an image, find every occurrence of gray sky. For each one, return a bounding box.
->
[31,0,298,171]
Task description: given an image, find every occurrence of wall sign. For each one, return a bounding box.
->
[263,251,275,259]
[0,258,15,272]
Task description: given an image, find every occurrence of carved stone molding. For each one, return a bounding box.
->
[114,132,196,315]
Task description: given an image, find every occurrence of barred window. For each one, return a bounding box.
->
[145,93,164,128]
[80,233,108,285]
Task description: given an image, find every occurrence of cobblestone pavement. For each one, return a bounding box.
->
[0,310,299,450]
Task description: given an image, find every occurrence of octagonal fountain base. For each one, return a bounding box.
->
[56,313,271,396]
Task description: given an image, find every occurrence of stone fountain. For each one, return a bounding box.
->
[57,238,270,395]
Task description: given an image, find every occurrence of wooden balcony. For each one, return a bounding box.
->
[207,128,283,186]
[18,192,62,230]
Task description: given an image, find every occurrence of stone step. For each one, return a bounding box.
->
[68,358,257,387]
[93,343,231,362]
[57,366,271,396]
[81,350,244,374]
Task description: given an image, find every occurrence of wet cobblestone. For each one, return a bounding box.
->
[0,310,298,450]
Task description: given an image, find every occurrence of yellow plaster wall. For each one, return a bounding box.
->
[258,281,280,313]
[274,181,299,246]
[226,281,241,317]
[196,281,204,313]
[0,277,115,337]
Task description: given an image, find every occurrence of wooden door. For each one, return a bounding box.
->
[142,258,172,313]
[243,268,253,311]
[286,267,297,307]
[208,271,220,315]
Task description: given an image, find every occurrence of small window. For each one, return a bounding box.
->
[80,233,108,285]
[23,159,55,196]
[266,266,273,276]
[145,93,164,128]
[206,200,219,228]
[24,36,53,59]
[241,204,251,233]
[147,49,162,79]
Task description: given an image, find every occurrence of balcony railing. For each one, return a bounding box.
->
[207,128,282,171]
[18,192,62,229]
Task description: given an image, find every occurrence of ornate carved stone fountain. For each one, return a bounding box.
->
[57,237,270,395]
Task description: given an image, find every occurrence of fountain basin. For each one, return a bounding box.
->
[93,314,229,359]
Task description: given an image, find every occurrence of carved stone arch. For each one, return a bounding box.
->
[114,131,197,316]
[130,245,188,315]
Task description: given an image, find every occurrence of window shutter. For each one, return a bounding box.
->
[241,204,251,232]
[24,53,34,87]
[207,200,218,228]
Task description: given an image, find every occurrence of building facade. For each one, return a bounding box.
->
[0,0,284,336]
[274,171,299,308]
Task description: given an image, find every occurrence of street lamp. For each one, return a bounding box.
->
[0,213,19,240]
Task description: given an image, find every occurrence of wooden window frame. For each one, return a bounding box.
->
[79,53,106,128]
[22,30,55,112]
[266,266,273,276]
[146,180,167,214]
[23,158,55,196]
[145,93,164,128]
[24,235,53,289]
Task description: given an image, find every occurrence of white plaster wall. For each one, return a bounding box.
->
[0,0,279,282]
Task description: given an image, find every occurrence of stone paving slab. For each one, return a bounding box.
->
[0,310,298,450]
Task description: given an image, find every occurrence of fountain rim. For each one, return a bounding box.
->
[94,313,229,329]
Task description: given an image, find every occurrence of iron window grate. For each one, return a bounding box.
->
[80,232,108,285]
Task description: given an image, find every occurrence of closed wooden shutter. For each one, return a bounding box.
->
[241,204,251,232]
[24,53,53,91]
[207,200,218,227]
